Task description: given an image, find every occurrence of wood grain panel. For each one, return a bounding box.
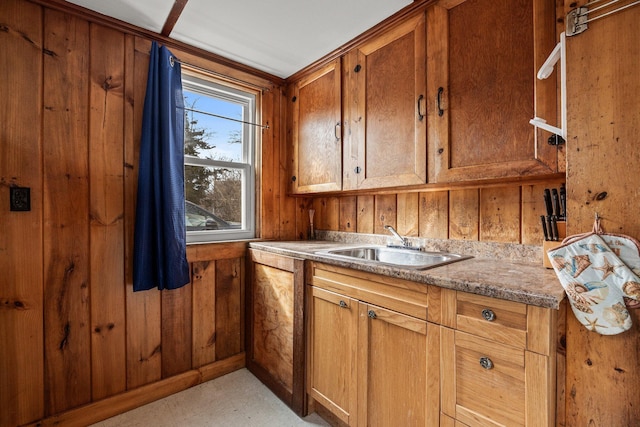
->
[186,241,246,262]
[358,303,428,426]
[565,4,640,425]
[419,191,449,239]
[292,59,342,193]
[374,194,397,235]
[449,189,479,241]
[161,284,193,378]
[448,0,533,167]
[260,88,277,239]
[215,257,244,360]
[252,264,295,391]
[346,13,427,189]
[296,198,314,240]
[191,261,216,368]
[339,196,357,232]
[0,0,44,424]
[88,23,126,401]
[479,187,521,243]
[279,87,298,240]
[357,195,374,234]
[397,193,419,236]
[42,9,92,414]
[313,197,339,231]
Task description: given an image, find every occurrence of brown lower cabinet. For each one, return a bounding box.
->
[440,290,560,427]
[248,253,561,426]
[246,249,307,416]
[307,263,440,426]
[307,263,561,427]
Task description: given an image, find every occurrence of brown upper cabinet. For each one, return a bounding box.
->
[343,12,427,190]
[290,58,343,194]
[289,0,559,193]
[427,0,559,182]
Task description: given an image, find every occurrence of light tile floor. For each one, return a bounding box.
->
[91,369,330,427]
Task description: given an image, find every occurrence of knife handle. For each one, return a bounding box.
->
[551,188,560,218]
[559,183,566,220]
[550,216,559,241]
[540,215,549,241]
[543,189,553,217]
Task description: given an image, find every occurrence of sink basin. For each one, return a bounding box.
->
[315,245,471,270]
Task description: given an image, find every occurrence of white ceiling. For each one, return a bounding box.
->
[65,0,413,78]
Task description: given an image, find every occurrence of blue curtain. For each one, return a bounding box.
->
[133,42,190,291]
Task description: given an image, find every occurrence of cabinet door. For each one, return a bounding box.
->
[442,328,532,427]
[357,302,434,427]
[246,250,306,415]
[291,58,342,193]
[427,0,558,182]
[307,286,358,425]
[343,12,427,190]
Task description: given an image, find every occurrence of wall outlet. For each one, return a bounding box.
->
[10,187,30,211]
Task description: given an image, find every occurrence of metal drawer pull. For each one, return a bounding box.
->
[481,308,496,322]
[339,300,348,308]
[479,356,494,370]
[368,310,377,319]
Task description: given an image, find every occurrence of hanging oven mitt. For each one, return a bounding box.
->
[548,232,640,335]
[560,218,640,309]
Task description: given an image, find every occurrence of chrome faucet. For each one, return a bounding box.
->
[384,225,410,248]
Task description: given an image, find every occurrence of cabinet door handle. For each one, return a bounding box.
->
[479,356,494,370]
[481,308,496,322]
[339,300,348,309]
[334,122,341,141]
[417,94,425,121]
[368,310,377,319]
[437,87,444,117]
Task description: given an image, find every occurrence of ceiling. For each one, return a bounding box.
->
[65,0,413,78]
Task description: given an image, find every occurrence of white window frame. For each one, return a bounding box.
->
[182,72,257,243]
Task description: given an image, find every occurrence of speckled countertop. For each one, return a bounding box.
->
[249,236,566,309]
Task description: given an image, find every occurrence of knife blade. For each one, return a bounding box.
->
[552,188,560,218]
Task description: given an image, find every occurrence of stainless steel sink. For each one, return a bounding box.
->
[315,245,471,270]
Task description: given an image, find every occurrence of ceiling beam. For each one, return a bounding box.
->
[161,0,189,37]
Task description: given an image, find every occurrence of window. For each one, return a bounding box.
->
[182,73,257,242]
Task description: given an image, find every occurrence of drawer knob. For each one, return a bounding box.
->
[368,310,377,319]
[339,300,348,309]
[479,356,494,370]
[481,308,496,322]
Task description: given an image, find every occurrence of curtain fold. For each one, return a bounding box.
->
[133,41,190,291]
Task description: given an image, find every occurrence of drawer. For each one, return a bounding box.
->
[454,330,526,427]
[456,291,527,349]
[311,263,429,320]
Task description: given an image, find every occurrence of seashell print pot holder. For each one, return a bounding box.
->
[548,228,640,335]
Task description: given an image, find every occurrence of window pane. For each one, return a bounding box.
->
[184,90,244,163]
[185,165,244,231]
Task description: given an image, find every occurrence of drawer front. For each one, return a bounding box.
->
[312,263,428,320]
[454,331,526,427]
[456,291,527,348]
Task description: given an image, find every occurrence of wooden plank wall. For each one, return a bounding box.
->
[302,181,565,246]
[0,0,287,425]
[564,2,640,425]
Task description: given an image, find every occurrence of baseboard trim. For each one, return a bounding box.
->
[26,353,246,427]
